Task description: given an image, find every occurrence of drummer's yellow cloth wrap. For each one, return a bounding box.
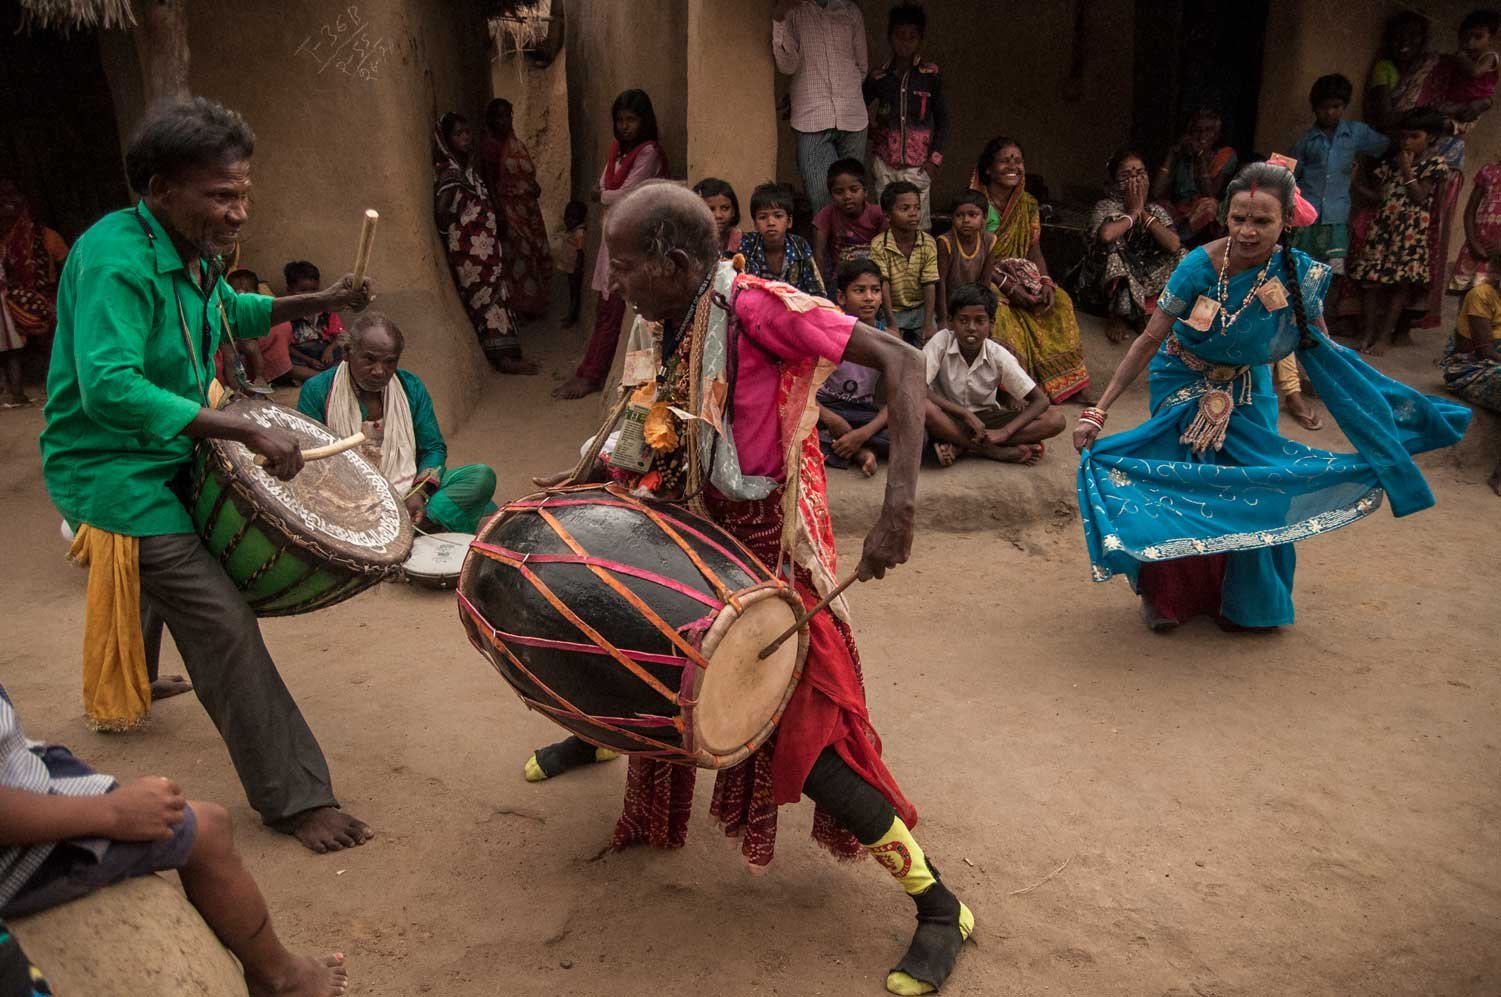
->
[68,525,151,732]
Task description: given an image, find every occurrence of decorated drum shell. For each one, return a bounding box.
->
[190,396,413,616]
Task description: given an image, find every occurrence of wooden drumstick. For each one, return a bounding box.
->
[253,432,365,466]
[757,573,861,661]
[351,209,379,287]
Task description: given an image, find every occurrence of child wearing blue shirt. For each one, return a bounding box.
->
[1290,73,1390,274]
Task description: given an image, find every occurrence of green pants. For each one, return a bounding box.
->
[423,464,498,534]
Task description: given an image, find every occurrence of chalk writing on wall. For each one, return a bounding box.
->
[293,5,394,82]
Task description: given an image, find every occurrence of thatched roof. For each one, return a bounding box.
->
[18,0,136,32]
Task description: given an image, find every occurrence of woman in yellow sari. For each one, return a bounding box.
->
[972,137,1093,403]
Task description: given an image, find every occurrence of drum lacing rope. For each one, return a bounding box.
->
[535,507,714,673]
[457,592,685,754]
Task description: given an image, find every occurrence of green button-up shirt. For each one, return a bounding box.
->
[40,201,273,536]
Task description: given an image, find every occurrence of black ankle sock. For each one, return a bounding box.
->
[534,735,599,777]
[892,868,966,990]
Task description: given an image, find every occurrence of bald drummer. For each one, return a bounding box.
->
[527,182,974,996]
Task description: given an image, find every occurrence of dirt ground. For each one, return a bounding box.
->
[3,309,1499,997]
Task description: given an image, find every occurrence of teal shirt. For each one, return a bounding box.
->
[40,201,273,536]
[295,367,447,473]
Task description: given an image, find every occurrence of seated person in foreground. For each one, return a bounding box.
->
[818,258,893,477]
[297,313,497,533]
[0,686,348,997]
[924,283,1065,466]
[283,260,345,382]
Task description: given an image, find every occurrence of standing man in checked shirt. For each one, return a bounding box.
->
[773,0,869,215]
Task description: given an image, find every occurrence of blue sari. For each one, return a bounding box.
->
[1077,246,1471,627]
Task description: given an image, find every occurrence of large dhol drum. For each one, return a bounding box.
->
[458,483,808,769]
[189,396,413,616]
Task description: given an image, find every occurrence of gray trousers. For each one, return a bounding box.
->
[138,533,337,826]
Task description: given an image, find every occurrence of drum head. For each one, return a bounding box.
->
[405,532,473,586]
[691,587,805,759]
[211,397,412,568]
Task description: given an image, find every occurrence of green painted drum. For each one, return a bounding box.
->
[189,396,413,616]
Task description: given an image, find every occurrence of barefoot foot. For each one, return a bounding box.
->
[248,952,349,997]
[1104,317,1131,344]
[857,448,878,477]
[553,376,602,400]
[1285,394,1324,431]
[150,675,193,701]
[284,808,373,854]
[932,442,958,467]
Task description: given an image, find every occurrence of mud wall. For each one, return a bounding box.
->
[686,0,778,212]
[97,0,493,428]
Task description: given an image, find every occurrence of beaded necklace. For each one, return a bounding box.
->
[1213,242,1273,334]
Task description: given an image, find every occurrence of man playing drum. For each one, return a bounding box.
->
[40,98,374,854]
[296,313,498,534]
[529,182,973,996]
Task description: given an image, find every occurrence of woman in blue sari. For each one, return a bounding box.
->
[1074,163,1470,630]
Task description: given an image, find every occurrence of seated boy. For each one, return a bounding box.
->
[870,180,939,347]
[0,686,349,996]
[283,260,346,381]
[818,259,892,477]
[924,283,1065,466]
[812,159,887,291]
[737,182,825,296]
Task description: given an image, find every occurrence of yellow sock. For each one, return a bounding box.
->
[867,817,937,895]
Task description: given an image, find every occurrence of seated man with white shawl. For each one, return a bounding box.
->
[296,313,497,533]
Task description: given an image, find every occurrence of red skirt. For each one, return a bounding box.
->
[611,489,915,867]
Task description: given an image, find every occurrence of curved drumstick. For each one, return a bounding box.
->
[253,432,366,466]
[756,573,860,660]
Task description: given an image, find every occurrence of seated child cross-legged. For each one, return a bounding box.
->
[818,258,893,477]
[0,687,349,996]
[924,282,1065,466]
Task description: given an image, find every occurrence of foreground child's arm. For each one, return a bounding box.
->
[921,282,937,341]
[0,778,185,845]
[819,403,853,439]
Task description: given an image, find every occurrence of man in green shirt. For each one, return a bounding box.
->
[297,314,498,534]
[41,97,374,854]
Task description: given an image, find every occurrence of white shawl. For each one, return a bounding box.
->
[325,361,417,493]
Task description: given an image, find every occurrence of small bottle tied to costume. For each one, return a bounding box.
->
[609,384,657,474]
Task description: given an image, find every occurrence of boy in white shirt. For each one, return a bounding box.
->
[924,283,1065,465]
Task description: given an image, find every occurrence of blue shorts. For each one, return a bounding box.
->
[1,749,198,919]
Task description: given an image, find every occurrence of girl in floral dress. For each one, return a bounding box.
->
[1348,108,1451,356]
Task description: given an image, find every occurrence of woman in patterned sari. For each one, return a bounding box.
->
[972,136,1093,403]
[433,112,537,375]
[1078,148,1184,343]
[478,99,553,319]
